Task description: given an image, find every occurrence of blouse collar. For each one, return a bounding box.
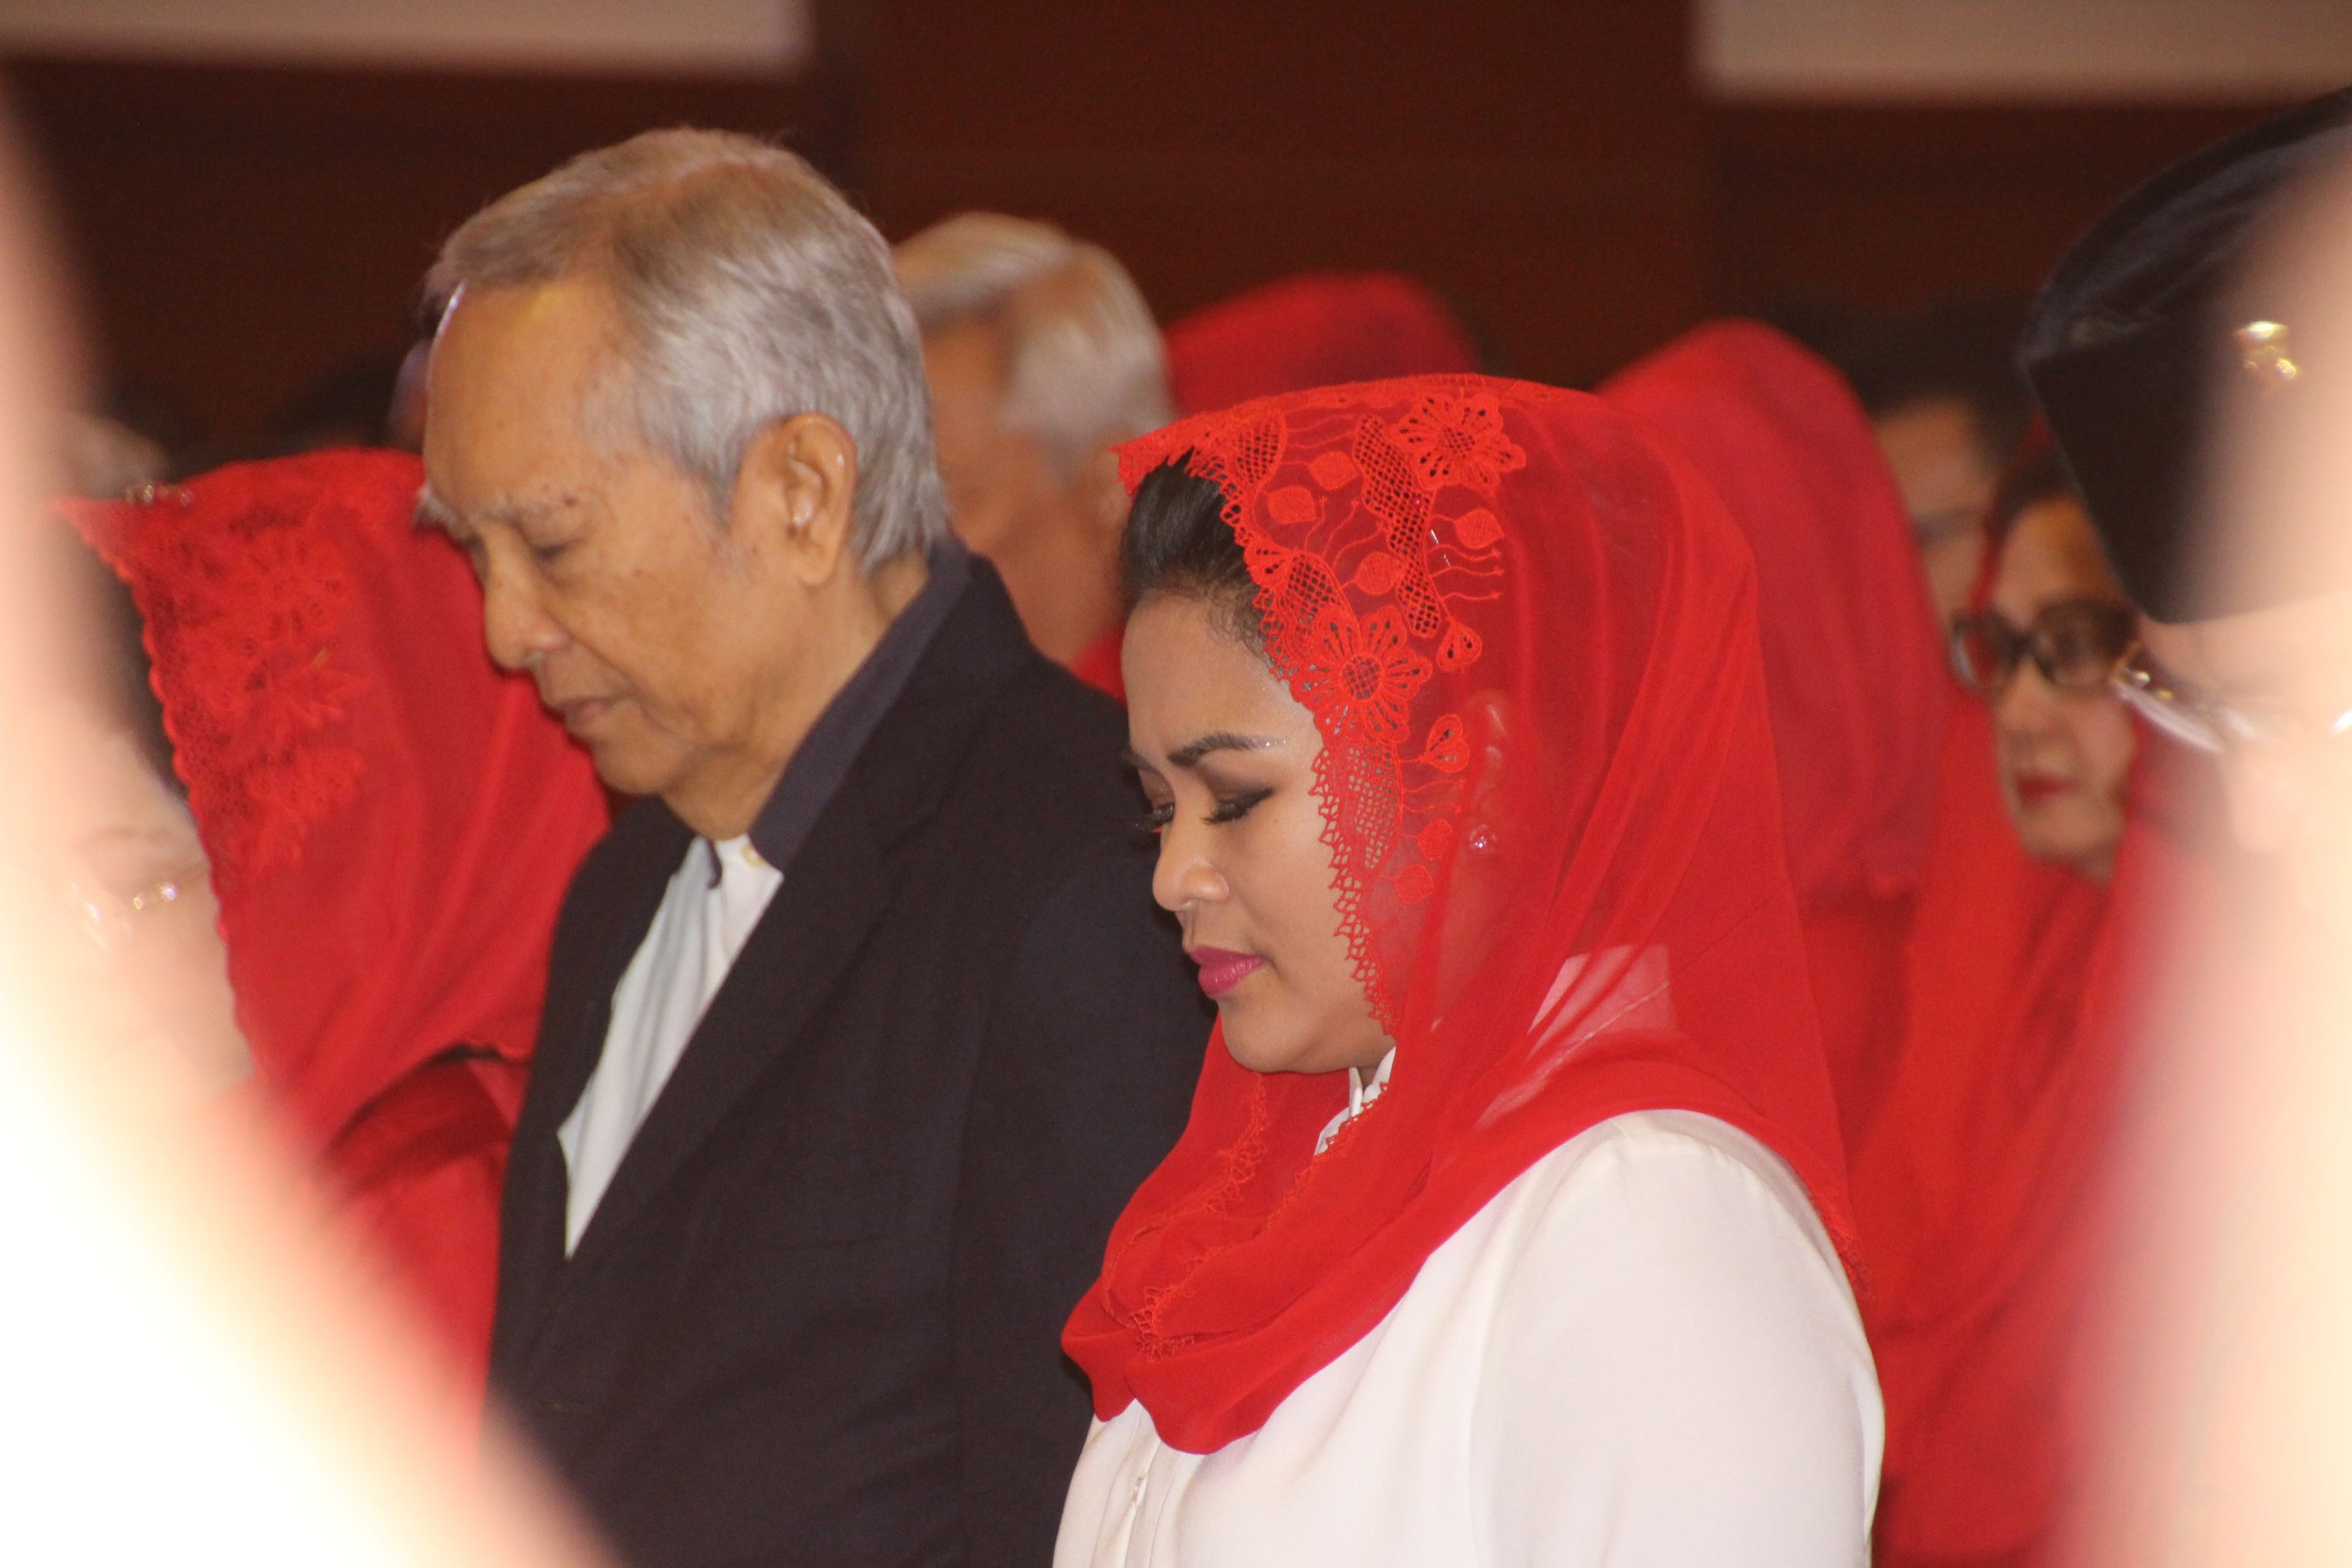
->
[1316,1049,1397,1155]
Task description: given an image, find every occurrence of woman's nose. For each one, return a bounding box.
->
[1151,818,1228,916]
[1993,663,2069,738]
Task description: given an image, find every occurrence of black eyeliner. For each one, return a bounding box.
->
[1207,788,1272,825]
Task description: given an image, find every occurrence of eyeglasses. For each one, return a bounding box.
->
[1949,599,2137,698]
[66,860,209,955]
[2110,643,2352,755]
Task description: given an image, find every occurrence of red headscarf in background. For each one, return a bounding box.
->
[1064,374,1852,1454]
[66,449,610,1381]
[1850,475,2208,1563]
[1163,272,1482,416]
[1603,320,1946,1145]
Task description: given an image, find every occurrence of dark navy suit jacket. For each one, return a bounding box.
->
[491,559,1208,1567]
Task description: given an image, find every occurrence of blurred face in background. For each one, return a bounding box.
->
[2138,599,2352,884]
[924,317,1125,663]
[43,688,246,1095]
[1984,494,2139,880]
[1876,394,1999,625]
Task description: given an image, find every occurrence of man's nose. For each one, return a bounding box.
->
[481,561,566,673]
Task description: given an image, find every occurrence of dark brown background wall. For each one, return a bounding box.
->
[0,2,2288,452]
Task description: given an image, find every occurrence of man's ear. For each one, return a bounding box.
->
[730,412,861,586]
[1080,443,1131,548]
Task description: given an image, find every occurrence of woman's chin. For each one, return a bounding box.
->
[2017,816,2121,881]
[1221,1017,1339,1077]
[1222,1015,1396,1078]
[1218,1019,1297,1076]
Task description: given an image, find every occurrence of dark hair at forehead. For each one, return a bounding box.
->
[1120,457,1264,649]
[1986,442,2080,550]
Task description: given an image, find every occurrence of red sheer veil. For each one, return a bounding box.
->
[1064,375,1854,1454]
[63,449,609,1151]
[1600,320,1945,904]
[1601,320,1946,1144]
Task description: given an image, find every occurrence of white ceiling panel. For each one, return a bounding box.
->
[1699,0,2352,100]
[0,0,809,75]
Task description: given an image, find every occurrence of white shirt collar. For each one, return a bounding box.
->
[1316,1048,1397,1155]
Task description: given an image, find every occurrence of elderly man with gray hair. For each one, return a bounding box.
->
[419,130,1208,1568]
[894,214,1172,695]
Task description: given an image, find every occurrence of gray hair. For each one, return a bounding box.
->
[425,128,946,566]
[893,213,1172,479]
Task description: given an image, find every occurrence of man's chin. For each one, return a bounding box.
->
[581,738,679,804]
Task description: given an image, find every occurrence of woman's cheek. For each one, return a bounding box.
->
[2078,698,2140,811]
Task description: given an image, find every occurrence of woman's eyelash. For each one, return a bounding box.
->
[1206,788,1272,824]
[1137,789,1272,834]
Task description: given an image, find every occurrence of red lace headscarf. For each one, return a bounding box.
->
[65,449,610,1370]
[1602,320,1947,1144]
[1064,375,1854,1454]
[1164,272,1482,416]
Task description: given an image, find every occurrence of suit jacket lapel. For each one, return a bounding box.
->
[505,565,1038,1354]
[561,786,890,1276]
[495,806,693,1365]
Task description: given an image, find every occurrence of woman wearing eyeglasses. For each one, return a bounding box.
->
[55,450,610,1400]
[1854,441,2176,1566]
[1947,444,2139,880]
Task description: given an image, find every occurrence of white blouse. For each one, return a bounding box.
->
[1056,1109,1882,1568]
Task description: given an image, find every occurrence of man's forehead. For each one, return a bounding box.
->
[427,277,620,421]
[442,274,614,344]
[2158,595,2352,694]
[424,278,630,521]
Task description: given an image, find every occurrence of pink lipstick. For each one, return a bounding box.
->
[1189,946,1264,999]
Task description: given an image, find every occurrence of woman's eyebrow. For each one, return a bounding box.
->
[1167,731,1280,769]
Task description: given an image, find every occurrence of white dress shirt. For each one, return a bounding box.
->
[1056,1107,1884,1568]
[557,835,782,1252]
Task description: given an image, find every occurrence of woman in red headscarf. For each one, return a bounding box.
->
[60,448,610,1384]
[1059,377,1881,1565]
[1852,444,2162,1566]
[1163,272,1482,416]
[1602,320,1946,1147]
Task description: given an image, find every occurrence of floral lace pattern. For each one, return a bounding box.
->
[1121,377,1522,1029]
[65,472,377,897]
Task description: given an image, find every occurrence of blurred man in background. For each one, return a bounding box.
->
[2016,95,2352,1566]
[1849,298,2036,625]
[894,213,1171,694]
[2025,89,2352,880]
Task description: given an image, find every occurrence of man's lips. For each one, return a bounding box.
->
[552,694,619,734]
[1188,945,1264,999]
